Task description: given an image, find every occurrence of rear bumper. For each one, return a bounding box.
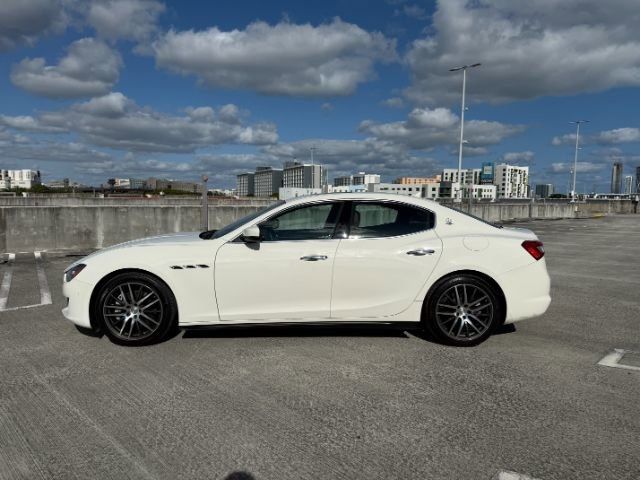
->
[497,259,551,324]
[61,278,92,328]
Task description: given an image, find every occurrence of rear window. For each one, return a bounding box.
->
[350,202,435,238]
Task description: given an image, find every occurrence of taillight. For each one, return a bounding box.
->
[522,240,545,261]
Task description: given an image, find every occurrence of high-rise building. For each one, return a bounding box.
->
[283,162,326,189]
[442,168,481,185]
[393,175,440,185]
[611,162,623,194]
[480,162,495,185]
[0,170,12,190]
[535,184,554,198]
[236,173,255,196]
[334,172,380,187]
[636,166,640,194]
[494,164,529,198]
[254,167,283,197]
[623,175,633,195]
[4,169,41,189]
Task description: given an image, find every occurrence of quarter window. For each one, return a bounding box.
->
[259,202,343,241]
[350,202,434,238]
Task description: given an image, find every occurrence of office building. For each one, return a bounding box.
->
[146,178,202,193]
[0,170,12,190]
[114,178,146,189]
[236,173,255,196]
[373,183,424,197]
[636,166,640,194]
[535,184,554,198]
[611,162,623,194]
[334,172,380,187]
[279,187,323,200]
[393,175,440,185]
[254,167,283,197]
[494,164,529,198]
[2,169,42,189]
[283,162,326,189]
[480,162,495,184]
[442,168,481,185]
[623,175,633,195]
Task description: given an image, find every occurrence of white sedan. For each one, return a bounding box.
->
[62,193,551,347]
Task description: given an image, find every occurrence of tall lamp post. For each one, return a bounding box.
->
[569,120,589,202]
[200,174,208,231]
[450,63,481,203]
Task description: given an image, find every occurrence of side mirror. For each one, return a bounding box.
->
[241,225,261,242]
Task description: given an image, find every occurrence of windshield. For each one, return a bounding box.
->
[199,201,285,239]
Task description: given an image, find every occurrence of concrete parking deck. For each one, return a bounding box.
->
[0,215,638,480]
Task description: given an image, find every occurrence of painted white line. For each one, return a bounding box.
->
[34,251,52,306]
[597,349,640,372]
[0,253,15,311]
[494,471,542,480]
[1,303,51,313]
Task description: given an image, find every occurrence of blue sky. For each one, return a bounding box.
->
[0,0,639,191]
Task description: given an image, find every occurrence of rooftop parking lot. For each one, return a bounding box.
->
[0,215,638,480]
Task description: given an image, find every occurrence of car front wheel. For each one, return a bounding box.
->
[95,272,177,346]
[424,274,503,346]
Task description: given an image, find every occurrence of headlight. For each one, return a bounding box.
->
[64,264,86,282]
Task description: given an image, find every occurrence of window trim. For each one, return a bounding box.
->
[232,200,346,243]
[346,200,436,240]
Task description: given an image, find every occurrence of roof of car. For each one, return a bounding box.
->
[283,192,440,208]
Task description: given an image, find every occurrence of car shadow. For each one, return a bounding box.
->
[181,323,413,340]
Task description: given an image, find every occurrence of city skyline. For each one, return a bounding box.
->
[0,0,639,191]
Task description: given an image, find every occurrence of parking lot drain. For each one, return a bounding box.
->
[597,349,640,372]
[493,470,542,480]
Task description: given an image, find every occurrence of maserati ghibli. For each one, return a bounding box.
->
[62,193,550,346]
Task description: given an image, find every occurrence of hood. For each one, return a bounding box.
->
[66,232,203,270]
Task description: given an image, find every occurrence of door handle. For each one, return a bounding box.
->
[300,255,328,261]
[406,248,435,256]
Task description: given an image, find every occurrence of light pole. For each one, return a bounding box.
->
[569,120,589,202]
[450,62,481,203]
[200,174,208,231]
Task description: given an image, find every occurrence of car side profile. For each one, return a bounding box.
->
[62,193,551,347]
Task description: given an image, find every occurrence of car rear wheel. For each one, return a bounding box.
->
[424,274,502,346]
[95,272,177,346]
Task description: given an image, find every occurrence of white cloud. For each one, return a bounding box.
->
[594,127,640,144]
[10,38,122,98]
[0,0,67,51]
[552,133,577,146]
[359,107,523,151]
[0,93,278,153]
[0,115,66,133]
[153,18,397,97]
[502,151,535,164]
[381,97,405,108]
[548,162,605,174]
[405,0,640,104]
[263,138,442,180]
[87,0,165,42]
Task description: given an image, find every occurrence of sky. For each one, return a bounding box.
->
[0,0,639,192]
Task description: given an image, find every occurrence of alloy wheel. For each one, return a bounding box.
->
[434,283,494,341]
[102,282,164,341]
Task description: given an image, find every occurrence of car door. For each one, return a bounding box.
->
[330,200,442,319]
[214,201,345,321]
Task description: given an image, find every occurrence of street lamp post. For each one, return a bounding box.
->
[450,63,481,203]
[569,120,589,202]
[200,174,209,231]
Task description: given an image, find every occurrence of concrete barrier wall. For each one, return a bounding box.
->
[0,205,265,252]
[0,199,636,252]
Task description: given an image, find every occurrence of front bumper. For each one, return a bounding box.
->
[61,278,93,328]
[498,259,551,324]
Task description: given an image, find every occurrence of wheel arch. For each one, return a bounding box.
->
[88,268,179,332]
[421,269,507,325]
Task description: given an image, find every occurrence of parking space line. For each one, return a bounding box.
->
[0,253,15,311]
[34,251,52,306]
[493,471,542,480]
[597,349,640,372]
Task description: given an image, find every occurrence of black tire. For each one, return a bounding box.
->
[423,274,503,347]
[94,272,177,346]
